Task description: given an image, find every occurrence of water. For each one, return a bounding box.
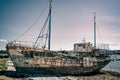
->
[103,60,120,72]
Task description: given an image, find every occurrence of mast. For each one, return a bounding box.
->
[33,0,53,50]
[48,0,52,50]
[94,12,96,49]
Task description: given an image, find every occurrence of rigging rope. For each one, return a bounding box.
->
[33,14,49,48]
[14,0,49,41]
[97,27,104,44]
[97,25,104,44]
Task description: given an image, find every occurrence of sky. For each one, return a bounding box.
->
[0,0,120,50]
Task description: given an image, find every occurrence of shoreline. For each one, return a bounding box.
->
[0,70,120,80]
[100,70,120,77]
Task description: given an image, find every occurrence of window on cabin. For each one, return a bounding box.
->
[77,44,83,47]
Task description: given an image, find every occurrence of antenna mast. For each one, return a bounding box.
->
[94,12,96,49]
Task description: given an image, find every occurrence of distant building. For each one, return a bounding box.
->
[98,44,109,50]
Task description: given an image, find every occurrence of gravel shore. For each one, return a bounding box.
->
[26,74,120,80]
[0,72,120,80]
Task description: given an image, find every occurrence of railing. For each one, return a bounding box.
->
[8,40,35,47]
[6,40,44,51]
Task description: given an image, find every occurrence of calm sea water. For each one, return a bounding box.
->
[103,60,120,72]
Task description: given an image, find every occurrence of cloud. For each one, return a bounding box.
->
[0,39,8,42]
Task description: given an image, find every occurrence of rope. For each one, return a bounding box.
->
[14,0,49,41]
[33,15,49,47]
[97,25,104,44]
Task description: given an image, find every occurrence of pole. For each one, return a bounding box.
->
[48,0,52,50]
[94,12,96,49]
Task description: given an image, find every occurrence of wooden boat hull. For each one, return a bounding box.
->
[8,50,110,75]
